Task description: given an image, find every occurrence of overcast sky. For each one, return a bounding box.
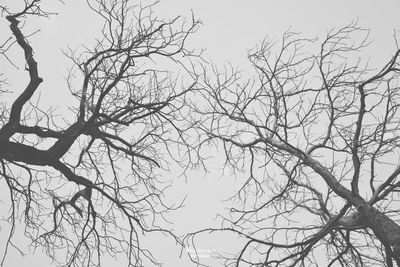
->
[1,0,400,266]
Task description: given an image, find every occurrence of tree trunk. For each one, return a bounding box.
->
[357,204,400,260]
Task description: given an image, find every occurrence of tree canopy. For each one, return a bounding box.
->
[1,1,400,267]
[188,22,400,266]
[0,0,200,266]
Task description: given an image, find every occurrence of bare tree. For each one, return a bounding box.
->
[189,22,400,266]
[0,0,200,266]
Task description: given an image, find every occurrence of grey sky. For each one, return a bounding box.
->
[1,0,400,266]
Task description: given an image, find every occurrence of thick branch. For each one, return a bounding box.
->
[3,15,43,132]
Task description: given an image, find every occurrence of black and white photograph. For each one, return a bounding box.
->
[0,1,400,266]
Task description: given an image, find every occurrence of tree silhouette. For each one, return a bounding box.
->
[0,0,200,266]
[189,22,400,266]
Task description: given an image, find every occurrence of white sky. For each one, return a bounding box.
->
[1,0,400,266]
